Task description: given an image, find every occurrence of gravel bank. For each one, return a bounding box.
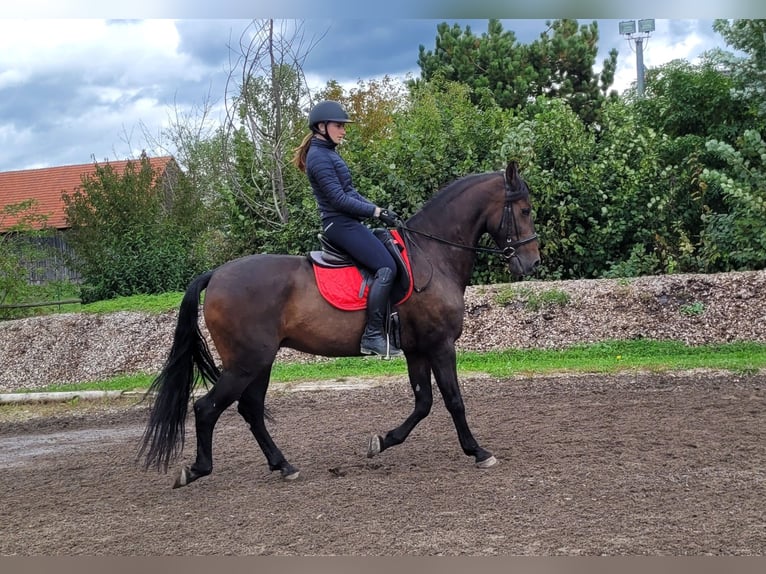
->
[1,270,765,393]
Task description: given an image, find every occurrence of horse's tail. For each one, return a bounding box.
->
[138,269,220,473]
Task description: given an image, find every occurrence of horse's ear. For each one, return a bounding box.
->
[506,160,520,184]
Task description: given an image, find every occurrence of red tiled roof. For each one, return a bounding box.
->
[0,156,174,231]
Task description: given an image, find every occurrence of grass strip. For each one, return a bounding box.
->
[15,340,766,395]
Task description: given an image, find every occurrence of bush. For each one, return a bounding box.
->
[63,154,210,302]
[0,200,61,317]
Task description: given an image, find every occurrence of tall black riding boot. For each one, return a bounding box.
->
[360,267,403,357]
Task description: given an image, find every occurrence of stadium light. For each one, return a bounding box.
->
[638,19,656,33]
[619,19,655,97]
[619,20,636,35]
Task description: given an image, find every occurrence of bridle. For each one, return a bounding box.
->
[496,169,539,259]
[398,170,538,261]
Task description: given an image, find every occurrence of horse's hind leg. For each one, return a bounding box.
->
[367,352,434,458]
[237,369,300,481]
[174,370,251,488]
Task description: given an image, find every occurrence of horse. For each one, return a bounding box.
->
[138,159,541,488]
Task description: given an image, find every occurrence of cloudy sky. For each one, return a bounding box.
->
[0,14,752,173]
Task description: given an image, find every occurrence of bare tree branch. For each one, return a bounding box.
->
[220,19,325,227]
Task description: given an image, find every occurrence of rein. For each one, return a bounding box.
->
[397,171,538,261]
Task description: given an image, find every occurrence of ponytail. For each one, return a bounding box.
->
[291,132,314,172]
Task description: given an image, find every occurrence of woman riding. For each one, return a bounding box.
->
[292,100,402,357]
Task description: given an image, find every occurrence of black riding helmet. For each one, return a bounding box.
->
[309,100,354,132]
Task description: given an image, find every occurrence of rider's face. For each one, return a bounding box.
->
[325,121,347,145]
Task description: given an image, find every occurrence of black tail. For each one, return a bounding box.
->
[138,270,220,472]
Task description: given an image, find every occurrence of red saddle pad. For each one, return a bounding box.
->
[312,230,413,311]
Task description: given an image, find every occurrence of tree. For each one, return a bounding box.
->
[416,20,527,110]
[211,19,326,257]
[624,57,758,272]
[415,19,618,124]
[222,20,315,224]
[528,19,618,124]
[498,97,678,279]
[321,75,407,147]
[634,58,753,143]
[700,130,766,271]
[63,154,207,302]
[0,200,55,316]
[685,20,766,271]
[345,78,513,216]
[712,19,766,120]
[136,96,232,265]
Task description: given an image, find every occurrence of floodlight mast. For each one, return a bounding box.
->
[619,19,655,97]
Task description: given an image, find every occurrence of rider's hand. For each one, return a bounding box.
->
[377,208,400,227]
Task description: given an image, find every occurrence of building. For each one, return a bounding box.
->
[0,156,177,283]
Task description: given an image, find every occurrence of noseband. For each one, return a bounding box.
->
[400,171,538,261]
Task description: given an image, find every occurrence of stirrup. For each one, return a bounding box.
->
[360,336,402,359]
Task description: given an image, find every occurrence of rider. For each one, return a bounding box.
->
[292,100,403,357]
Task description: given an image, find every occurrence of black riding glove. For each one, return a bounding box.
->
[377,208,400,227]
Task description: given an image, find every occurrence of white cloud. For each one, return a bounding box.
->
[0,69,26,90]
[0,20,201,87]
[0,19,230,171]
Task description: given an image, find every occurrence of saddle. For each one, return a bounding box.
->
[308,228,414,312]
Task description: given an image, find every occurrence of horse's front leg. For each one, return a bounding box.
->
[430,344,497,468]
[367,352,433,457]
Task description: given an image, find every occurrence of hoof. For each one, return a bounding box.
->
[280,464,300,481]
[173,466,190,489]
[475,455,498,469]
[367,435,382,458]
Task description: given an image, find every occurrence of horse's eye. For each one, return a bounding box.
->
[521,208,531,216]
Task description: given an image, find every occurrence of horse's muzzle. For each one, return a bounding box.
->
[507,251,541,277]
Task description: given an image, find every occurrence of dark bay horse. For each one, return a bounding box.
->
[139,160,540,488]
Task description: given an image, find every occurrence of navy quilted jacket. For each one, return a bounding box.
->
[305,136,376,222]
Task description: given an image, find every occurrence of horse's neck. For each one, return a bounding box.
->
[408,192,489,286]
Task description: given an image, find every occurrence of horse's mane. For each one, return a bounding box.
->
[409,172,496,224]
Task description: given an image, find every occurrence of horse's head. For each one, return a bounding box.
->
[487,161,541,277]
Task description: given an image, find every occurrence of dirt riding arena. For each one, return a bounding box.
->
[0,369,763,556]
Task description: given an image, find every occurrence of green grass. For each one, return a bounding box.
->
[679,301,706,316]
[0,281,82,318]
[80,292,184,314]
[0,284,185,318]
[457,340,766,376]
[494,286,571,311]
[18,339,766,395]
